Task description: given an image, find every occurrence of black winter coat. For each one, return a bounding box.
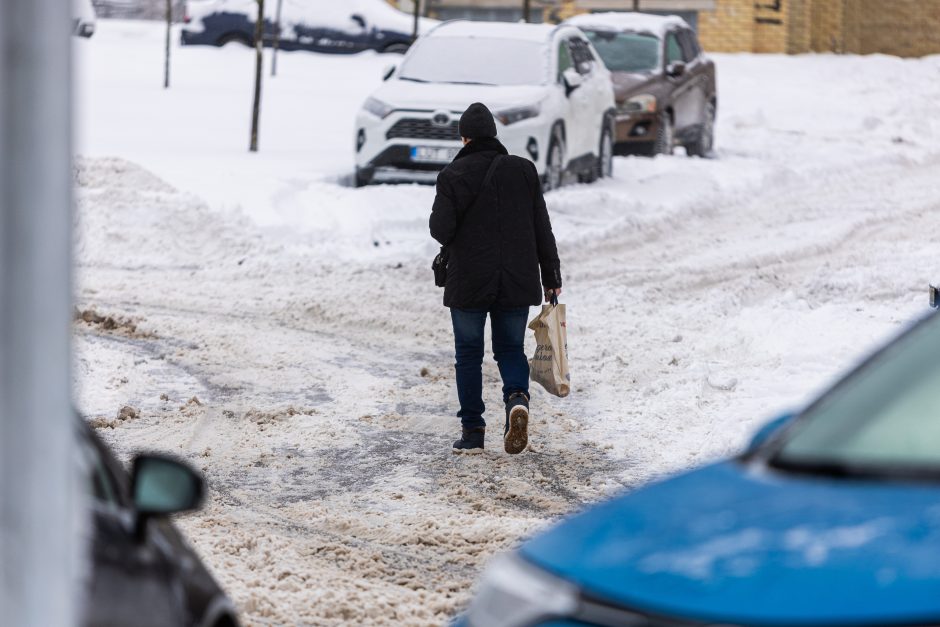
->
[429,138,562,309]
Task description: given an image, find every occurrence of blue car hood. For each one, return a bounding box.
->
[520,461,940,626]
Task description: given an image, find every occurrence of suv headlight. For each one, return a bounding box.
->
[463,554,579,627]
[362,97,394,119]
[619,94,657,115]
[495,103,541,126]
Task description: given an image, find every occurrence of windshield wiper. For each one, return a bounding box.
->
[767,455,940,483]
[441,80,497,86]
[399,76,428,83]
[769,457,857,478]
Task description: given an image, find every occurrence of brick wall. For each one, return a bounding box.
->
[786,0,812,53]
[753,0,789,53]
[809,0,845,52]
[697,0,755,52]
[697,0,794,53]
[844,0,940,57]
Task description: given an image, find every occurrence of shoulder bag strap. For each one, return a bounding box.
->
[443,155,504,251]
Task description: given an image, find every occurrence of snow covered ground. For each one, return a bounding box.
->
[73,20,940,626]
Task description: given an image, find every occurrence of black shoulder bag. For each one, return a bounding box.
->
[433,155,503,287]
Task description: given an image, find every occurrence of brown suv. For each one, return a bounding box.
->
[566,13,716,157]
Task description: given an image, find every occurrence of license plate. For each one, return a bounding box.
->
[410,146,459,163]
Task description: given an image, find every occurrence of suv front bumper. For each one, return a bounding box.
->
[355,109,547,185]
[613,112,659,154]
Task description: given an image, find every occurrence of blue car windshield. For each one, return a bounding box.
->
[582,30,660,73]
[773,312,940,478]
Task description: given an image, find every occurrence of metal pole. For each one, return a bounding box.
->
[164,0,172,88]
[1,0,76,624]
[271,0,283,77]
[412,0,420,43]
[523,0,531,22]
[249,0,265,151]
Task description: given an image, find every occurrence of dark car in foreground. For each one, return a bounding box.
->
[79,419,239,627]
[181,0,434,54]
[566,12,716,157]
[459,308,940,626]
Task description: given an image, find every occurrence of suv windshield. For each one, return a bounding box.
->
[582,30,660,73]
[772,313,940,479]
[399,37,547,86]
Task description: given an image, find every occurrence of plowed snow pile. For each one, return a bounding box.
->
[74,21,940,626]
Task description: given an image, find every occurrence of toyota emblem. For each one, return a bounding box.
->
[431,111,451,127]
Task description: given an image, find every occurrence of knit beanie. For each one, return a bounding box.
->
[458,102,497,139]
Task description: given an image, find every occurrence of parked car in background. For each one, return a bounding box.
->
[182,0,434,53]
[566,12,716,157]
[73,0,97,38]
[459,308,940,627]
[91,0,157,19]
[78,418,239,627]
[355,20,616,189]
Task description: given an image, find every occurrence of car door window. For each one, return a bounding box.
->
[665,32,683,65]
[557,40,574,81]
[82,440,121,507]
[678,29,699,62]
[569,37,596,75]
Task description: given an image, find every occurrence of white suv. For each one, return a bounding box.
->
[354,21,616,190]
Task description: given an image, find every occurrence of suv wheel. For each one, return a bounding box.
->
[354,167,371,188]
[580,121,613,184]
[544,134,564,192]
[217,32,251,47]
[654,111,674,156]
[687,101,716,158]
[597,123,613,178]
[382,42,410,54]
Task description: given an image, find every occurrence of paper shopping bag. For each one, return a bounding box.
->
[528,302,570,397]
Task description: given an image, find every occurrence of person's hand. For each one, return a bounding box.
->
[544,288,562,303]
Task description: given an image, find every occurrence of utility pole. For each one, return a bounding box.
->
[271,0,283,77]
[249,0,265,151]
[1,0,77,624]
[164,0,172,88]
[412,0,420,43]
[523,0,531,22]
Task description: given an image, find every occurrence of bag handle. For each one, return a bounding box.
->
[549,293,558,307]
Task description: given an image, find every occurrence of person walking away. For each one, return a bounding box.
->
[429,102,563,455]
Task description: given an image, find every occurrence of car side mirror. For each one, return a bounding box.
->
[131,454,205,539]
[382,63,396,81]
[351,13,367,29]
[562,68,583,96]
[666,61,686,78]
[747,412,795,453]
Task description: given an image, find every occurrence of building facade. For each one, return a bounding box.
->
[697,0,940,56]
[398,0,940,57]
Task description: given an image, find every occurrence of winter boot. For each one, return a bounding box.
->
[453,427,485,453]
[504,392,529,455]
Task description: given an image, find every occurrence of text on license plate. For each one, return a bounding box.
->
[411,146,459,163]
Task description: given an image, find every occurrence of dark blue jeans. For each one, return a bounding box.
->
[450,306,530,430]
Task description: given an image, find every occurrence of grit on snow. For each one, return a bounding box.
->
[74,20,939,626]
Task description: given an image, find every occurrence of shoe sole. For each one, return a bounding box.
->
[452,447,484,455]
[504,406,529,455]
